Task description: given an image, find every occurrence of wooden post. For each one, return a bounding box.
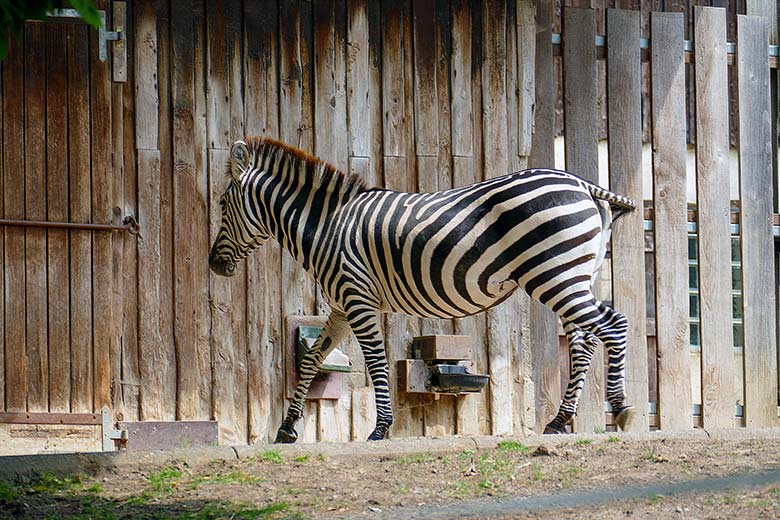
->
[650,11,693,431]
[563,7,605,434]
[482,0,514,436]
[24,24,49,413]
[693,6,735,429]
[607,8,649,432]
[529,0,561,435]
[736,14,779,427]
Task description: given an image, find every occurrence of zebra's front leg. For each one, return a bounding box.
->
[544,325,595,434]
[275,311,351,444]
[345,306,392,441]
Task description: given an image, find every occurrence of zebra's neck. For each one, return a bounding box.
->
[250,139,369,273]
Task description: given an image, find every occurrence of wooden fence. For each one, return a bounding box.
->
[0,0,777,450]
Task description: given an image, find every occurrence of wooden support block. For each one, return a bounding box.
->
[412,335,472,361]
[398,359,478,394]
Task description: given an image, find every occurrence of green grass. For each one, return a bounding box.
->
[148,467,183,495]
[531,462,543,482]
[497,440,531,455]
[397,453,436,464]
[191,470,264,488]
[259,449,283,464]
[293,454,311,463]
[607,435,621,443]
[458,449,475,462]
[564,466,579,476]
[574,438,593,446]
[646,494,663,506]
[593,426,607,434]
[0,480,18,503]
[29,473,89,494]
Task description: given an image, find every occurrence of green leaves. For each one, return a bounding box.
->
[0,0,101,60]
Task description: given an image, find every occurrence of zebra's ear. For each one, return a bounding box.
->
[230,140,249,181]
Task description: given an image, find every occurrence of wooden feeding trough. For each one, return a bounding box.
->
[398,335,489,395]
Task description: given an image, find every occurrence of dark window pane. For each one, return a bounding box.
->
[690,323,700,348]
[689,266,699,289]
[690,294,700,318]
[733,323,743,349]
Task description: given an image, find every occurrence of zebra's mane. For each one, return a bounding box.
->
[243,136,370,194]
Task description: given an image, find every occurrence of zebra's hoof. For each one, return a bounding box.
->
[367,423,390,441]
[274,423,298,444]
[614,406,636,432]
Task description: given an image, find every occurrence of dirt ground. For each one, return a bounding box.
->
[1,434,779,519]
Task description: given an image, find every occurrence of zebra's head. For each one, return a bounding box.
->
[208,140,272,277]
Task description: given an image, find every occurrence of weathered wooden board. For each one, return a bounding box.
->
[0,424,101,456]
[650,11,693,431]
[563,7,605,434]
[244,0,281,444]
[24,24,48,413]
[3,38,26,413]
[171,0,200,421]
[516,0,535,157]
[736,15,778,427]
[693,6,735,429]
[482,0,514,436]
[91,0,114,413]
[68,25,94,414]
[529,0,560,434]
[606,8,649,432]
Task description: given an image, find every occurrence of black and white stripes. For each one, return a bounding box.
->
[208,137,636,441]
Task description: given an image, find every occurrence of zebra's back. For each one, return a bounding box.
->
[325,168,610,320]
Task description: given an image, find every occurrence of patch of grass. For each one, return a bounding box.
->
[747,499,770,508]
[458,449,475,462]
[478,479,496,489]
[148,467,183,495]
[396,484,410,494]
[593,426,607,434]
[397,453,436,465]
[191,470,264,488]
[28,473,90,494]
[316,453,327,462]
[641,447,657,462]
[497,440,530,455]
[0,480,19,503]
[564,466,579,476]
[531,462,543,482]
[293,454,311,463]
[183,501,292,519]
[646,494,663,506]
[574,438,593,446]
[607,435,621,443]
[259,449,283,464]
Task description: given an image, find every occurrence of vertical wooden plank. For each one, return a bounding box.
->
[121,0,141,419]
[136,1,174,421]
[693,6,735,429]
[529,0,561,434]
[380,0,424,439]
[24,24,49,413]
[207,0,248,444]
[46,24,71,414]
[192,0,213,425]
[68,25,94,414]
[0,50,3,412]
[91,0,114,413]
[3,37,26,413]
[563,7,604,433]
[451,0,479,436]
[347,0,372,160]
[516,0,535,157]
[650,12,693,431]
[314,0,351,442]
[245,0,281,444]
[171,0,200,421]
[607,8,649,432]
[482,0,514,436]
[736,15,778,427]
[351,386,376,440]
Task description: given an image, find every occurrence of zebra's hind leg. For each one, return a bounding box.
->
[345,306,393,441]
[587,301,634,431]
[275,312,351,444]
[544,325,595,434]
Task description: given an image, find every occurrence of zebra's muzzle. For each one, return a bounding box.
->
[208,250,237,277]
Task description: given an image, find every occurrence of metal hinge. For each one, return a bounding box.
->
[101,406,128,451]
[48,5,126,73]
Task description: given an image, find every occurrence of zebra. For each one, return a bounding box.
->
[208,137,637,442]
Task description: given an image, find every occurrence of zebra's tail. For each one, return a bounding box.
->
[584,183,636,221]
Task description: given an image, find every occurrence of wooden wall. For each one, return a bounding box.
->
[1,0,778,449]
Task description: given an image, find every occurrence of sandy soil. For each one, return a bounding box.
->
[1,434,779,519]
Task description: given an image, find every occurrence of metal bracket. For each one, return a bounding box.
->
[101,406,128,451]
[48,8,124,63]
